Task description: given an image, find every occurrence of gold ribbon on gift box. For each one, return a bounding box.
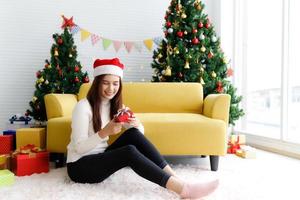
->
[12,144,45,158]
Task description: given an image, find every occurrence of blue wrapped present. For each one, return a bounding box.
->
[3,130,16,150]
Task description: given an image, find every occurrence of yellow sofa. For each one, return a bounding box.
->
[44,82,230,171]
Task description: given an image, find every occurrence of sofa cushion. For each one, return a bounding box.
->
[135,113,227,156]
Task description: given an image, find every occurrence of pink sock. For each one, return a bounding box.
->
[180,179,219,199]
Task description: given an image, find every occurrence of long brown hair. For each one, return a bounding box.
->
[86,75,123,133]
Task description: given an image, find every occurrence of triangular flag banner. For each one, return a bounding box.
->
[103,38,112,50]
[113,41,122,52]
[70,25,80,35]
[91,34,101,46]
[153,37,163,46]
[143,39,153,51]
[134,42,143,52]
[81,29,91,42]
[124,42,134,53]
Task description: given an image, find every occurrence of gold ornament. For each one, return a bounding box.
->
[200,67,204,72]
[54,49,59,56]
[211,71,217,78]
[174,47,179,54]
[184,30,188,35]
[184,61,190,69]
[32,96,38,102]
[165,66,172,76]
[45,80,49,85]
[200,77,205,85]
[181,13,187,19]
[167,45,173,55]
[173,21,180,28]
[200,46,206,52]
[158,53,163,58]
[69,53,73,58]
[222,57,227,64]
[39,77,44,83]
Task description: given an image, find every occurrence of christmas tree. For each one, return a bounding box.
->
[26,16,89,121]
[151,0,244,125]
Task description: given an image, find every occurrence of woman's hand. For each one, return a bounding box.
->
[125,115,141,128]
[98,119,123,138]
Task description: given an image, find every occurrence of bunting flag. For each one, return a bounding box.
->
[66,16,163,53]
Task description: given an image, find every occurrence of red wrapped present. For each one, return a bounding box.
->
[0,135,13,154]
[115,108,134,123]
[11,144,49,176]
[227,135,241,154]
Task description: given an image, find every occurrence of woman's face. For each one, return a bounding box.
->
[100,74,120,100]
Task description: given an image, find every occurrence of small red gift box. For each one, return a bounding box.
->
[0,135,13,154]
[11,144,49,176]
[115,108,134,123]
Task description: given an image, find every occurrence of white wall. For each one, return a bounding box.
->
[0,0,219,131]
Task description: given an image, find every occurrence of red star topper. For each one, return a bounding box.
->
[61,15,75,29]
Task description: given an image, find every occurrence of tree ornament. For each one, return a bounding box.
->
[211,71,217,78]
[200,67,205,72]
[196,4,202,10]
[57,37,63,45]
[83,76,89,83]
[36,71,41,78]
[211,36,217,42]
[32,96,38,103]
[174,47,180,54]
[176,3,182,11]
[61,15,75,29]
[177,31,183,38]
[200,46,206,52]
[74,66,80,72]
[198,22,204,28]
[184,61,190,69]
[178,72,183,78]
[44,63,49,68]
[199,33,205,40]
[192,29,198,34]
[39,77,44,83]
[173,21,180,28]
[227,68,234,77]
[216,81,223,93]
[208,51,214,59]
[181,13,187,19]
[200,77,205,85]
[158,53,163,58]
[168,28,174,33]
[192,38,199,44]
[54,48,59,56]
[45,80,49,85]
[74,76,79,83]
[165,66,172,76]
[59,69,63,77]
[69,53,73,58]
[166,21,172,27]
[205,20,211,28]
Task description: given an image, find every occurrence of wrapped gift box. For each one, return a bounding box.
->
[3,130,16,150]
[0,154,11,170]
[16,128,46,149]
[0,169,14,187]
[12,150,49,176]
[236,145,256,159]
[0,135,13,154]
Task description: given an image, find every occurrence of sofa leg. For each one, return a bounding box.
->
[209,155,219,171]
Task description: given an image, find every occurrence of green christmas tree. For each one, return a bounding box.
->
[151,0,244,125]
[27,16,89,121]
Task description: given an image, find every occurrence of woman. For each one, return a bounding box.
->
[66,58,219,199]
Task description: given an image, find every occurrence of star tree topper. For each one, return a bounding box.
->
[61,15,75,29]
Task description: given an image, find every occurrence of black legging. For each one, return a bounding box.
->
[67,128,171,187]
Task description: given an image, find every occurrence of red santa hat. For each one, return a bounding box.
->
[93,58,124,78]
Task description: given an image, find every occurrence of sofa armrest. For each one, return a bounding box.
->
[44,94,78,120]
[203,94,231,124]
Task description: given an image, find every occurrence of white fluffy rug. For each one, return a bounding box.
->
[1,150,300,200]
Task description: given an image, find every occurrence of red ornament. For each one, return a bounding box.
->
[198,22,204,28]
[57,38,63,45]
[208,51,214,59]
[166,21,172,28]
[83,76,89,83]
[192,29,198,34]
[205,20,211,28]
[61,15,75,29]
[36,71,41,78]
[177,31,183,38]
[216,81,223,93]
[227,68,234,77]
[44,63,49,68]
[74,66,80,72]
[74,76,79,83]
[164,15,168,20]
[192,38,199,44]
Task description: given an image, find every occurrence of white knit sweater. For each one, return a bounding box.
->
[66,98,144,163]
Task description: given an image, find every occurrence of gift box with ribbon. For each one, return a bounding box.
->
[16,128,46,149]
[11,144,49,176]
[0,169,14,187]
[236,145,256,159]
[3,130,16,150]
[115,108,134,123]
[0,154,11,170]
[0,135,13,154]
